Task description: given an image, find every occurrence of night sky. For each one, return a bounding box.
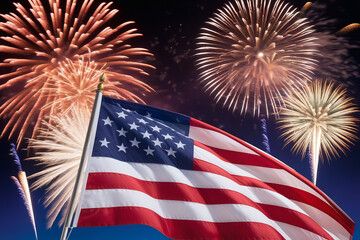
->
[0,0,359,239]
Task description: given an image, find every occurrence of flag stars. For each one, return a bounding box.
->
[130,138,141,148]
[116,111,128,119]
[116,128,127,137]
[146,112,152,118]
[129,122,140,130]
[162,133,174,140]
[152,138,163,147]
[165,147,177,157]
[144,146,155,156]
[150,125,161,132]
[102,117,113,126]
[141,130,152,139]
[175,141,186,149]
[99,138,110,148]
[117,143,127,153]
[137,118,148,124]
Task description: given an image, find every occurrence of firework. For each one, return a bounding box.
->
[303,3,360,82]
[28,109,89,227]
[336,23,360,36]
[9,143,37,238]
[41,56,145,116]
[259,117,271,153]
[0,0,154,144]
[278,80,358,185]
[43,57,105,116]
[196,0,319,117]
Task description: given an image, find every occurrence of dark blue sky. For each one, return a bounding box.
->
[0,0,359,239]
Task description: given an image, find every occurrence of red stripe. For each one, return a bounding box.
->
[78,206,286,240]
[196,140,282,169]
[86,172,333,239]
[190,118,355,231]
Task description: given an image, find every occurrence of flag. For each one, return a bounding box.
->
[72,96,354,240]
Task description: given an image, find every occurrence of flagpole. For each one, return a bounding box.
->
[60,74,105,240]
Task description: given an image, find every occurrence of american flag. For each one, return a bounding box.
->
[73,96,354,240]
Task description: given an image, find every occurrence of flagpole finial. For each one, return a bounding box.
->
[97,73,105,91]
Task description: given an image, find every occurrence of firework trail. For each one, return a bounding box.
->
[196,0,319,117]
[0,0,154,145]
[28,109,89,227]
[278,80,358,185]
[305,150,314,181]
[259,117,271,153]
[302,2,360,82]
[9,143,37,238]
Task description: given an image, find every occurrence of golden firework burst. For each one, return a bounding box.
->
[278,80,358,184]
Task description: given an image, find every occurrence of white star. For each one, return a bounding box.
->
[117,143,127,153]
[162,133,174,140]
[116,128,127,137]
[130,138,141,148]
[99,138,110,148]
[175,141,186,149]
[141,130,152,139]
[146,112,152,118]
[151,125,161,132]
[165,147,177,157]
[123,108,132,112]
[152,138,163,147]
[137,118,149,124]
[116,111,128,119]
[102,117,113,126]
[128,122,140,130]
[144,146,155,156]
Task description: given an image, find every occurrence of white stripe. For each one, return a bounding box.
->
[194,146,351,239]
[194,146,330,206]
[189,125,258,155]
[87,156,350,239]
[81,188,328,240]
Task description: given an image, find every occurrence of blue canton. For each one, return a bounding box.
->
[92,96,194,170]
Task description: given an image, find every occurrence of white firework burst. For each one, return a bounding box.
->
[28,109,89,227]
[196,0,319,117]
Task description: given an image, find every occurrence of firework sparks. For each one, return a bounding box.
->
[44,57,105,116]
[28,109,89,227]
[278,80,358,185]
[0,0,154,144]
[196,0,319,117]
